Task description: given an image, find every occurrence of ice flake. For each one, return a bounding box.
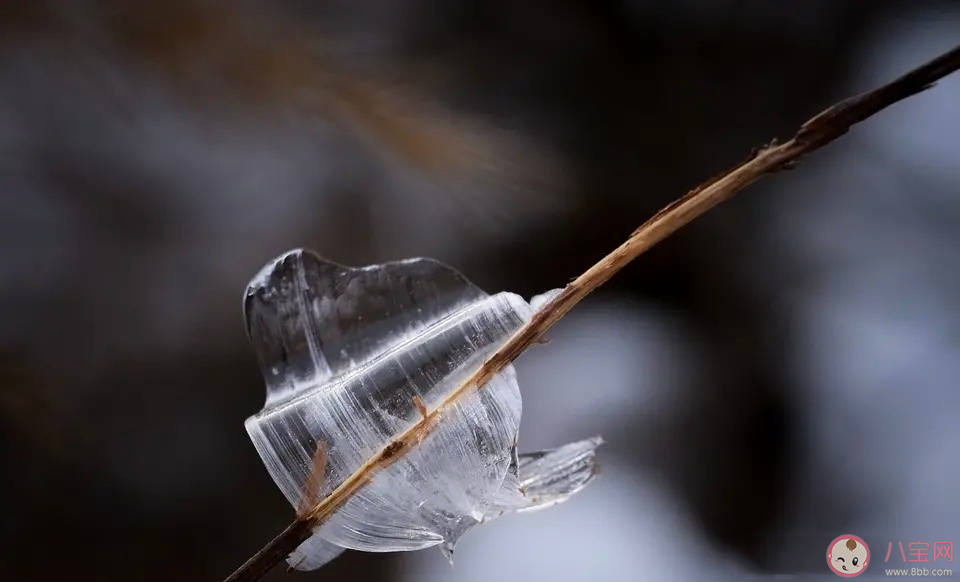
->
[243,249,601,570]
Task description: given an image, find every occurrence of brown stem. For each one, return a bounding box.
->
[225,519,314,582]
[223,43,960,582]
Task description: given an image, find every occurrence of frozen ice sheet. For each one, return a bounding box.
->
[243,249,601,569]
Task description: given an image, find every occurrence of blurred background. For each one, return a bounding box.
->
[1,1,958,580]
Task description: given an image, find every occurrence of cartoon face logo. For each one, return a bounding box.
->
[827,535,870,577]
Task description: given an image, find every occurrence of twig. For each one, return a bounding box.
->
[224,44,960,582]
[296,441,327,519]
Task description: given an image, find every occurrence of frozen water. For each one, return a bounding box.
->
[243,249,601,569]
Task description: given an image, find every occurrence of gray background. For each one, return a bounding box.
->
[1,1,958,580]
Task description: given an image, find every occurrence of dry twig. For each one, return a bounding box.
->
[296,442,328,519]
[224,44,960,582]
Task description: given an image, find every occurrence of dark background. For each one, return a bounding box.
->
[1,1,958,580]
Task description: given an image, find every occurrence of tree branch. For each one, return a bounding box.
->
[224,43,960,582]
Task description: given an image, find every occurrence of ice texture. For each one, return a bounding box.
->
[243,249,601,570]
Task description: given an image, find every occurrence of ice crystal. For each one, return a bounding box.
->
[243,249,601,569]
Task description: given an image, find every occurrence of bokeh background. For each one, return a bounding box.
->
[1,1,958,580]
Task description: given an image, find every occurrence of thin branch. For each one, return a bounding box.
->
[224,43,960,582]
[296,441,328,519]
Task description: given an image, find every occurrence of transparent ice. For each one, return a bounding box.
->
[243,249,602,570]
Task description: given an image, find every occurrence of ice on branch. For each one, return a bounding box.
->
[242,249,602,570]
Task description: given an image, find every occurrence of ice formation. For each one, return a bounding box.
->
[242,249,601,570]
